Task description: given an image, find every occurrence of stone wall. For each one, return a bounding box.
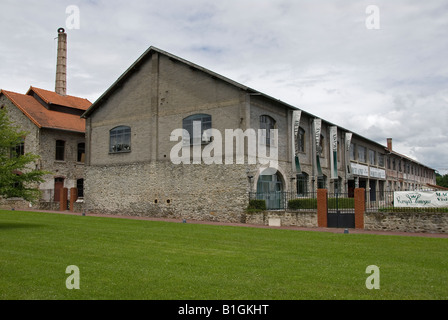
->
[245,211,318,228]
[365,211,448,234]
[84,161,252,223]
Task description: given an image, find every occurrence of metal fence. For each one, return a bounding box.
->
[249,189,448,213]
[365,190,448,213]
[249,192,317,211]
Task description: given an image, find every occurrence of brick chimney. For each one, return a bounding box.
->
[55,28,67,96]
[387,138,393,151]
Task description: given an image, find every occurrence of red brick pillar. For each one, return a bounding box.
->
[354,188,365,229]
[69,188,78,212]
[60,187,68,211]
[317,189,328,228]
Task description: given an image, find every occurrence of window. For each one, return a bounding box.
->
[357,145,366,163]
[11,138,25,158]
[183,114,212,145]
[317,175,327,189]
[110,126,131,153]
[260,115,276,146]
[55,140,65,161]
[77,179,84,198]
[77,143,85,162]
[296,173,308,196]
[369,149,376,165]
[297,127,305,153]
[378,154,385,167]
[350,143,355,161]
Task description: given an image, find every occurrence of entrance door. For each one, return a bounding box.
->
[256,172,284,210]
[54,178,64,202]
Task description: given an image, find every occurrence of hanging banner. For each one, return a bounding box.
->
[313,118,323,177]
[292,110,302,174]
[330,126,338,180]
[394,191,448,208]
[345,132,353,179]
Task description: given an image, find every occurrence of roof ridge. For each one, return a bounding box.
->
[0,89,42,128]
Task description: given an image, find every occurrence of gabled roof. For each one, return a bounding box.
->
[82,46,301,118]
[0,88,88,133]
[27,86,91,111]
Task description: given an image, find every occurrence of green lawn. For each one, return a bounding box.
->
[0,210,447,300]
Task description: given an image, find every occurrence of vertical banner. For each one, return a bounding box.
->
[292,110,302,174]
[330,126,338,180]
[345,132,353,179]
[313,118,323,177]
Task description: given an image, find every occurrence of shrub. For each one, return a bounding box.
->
[247,199,266,212]
[328,197,355,209]
[288,198,317,210]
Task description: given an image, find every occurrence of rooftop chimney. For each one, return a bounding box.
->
[387,138,393,151]
[55,28,67,96]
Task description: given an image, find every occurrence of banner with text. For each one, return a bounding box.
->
[313,118,323,177]
[394,191,448,208]
[330,126,338,180]
[292,110,302,174]
[345,132,353,179]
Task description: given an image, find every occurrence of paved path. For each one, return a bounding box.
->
[25,209,448,239]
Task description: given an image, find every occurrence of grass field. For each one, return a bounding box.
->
[0,210,447,300]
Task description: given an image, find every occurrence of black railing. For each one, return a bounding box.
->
[365,190,448,213]
[327,192,355,214]
[249,190,448,213]
[249,192,317,211]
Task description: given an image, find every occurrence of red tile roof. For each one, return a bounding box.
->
[0,88,88,133]
[27,86,91,111]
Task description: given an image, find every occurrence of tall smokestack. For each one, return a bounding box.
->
[55,27,67,96]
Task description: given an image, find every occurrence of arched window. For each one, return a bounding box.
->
[260,115,276,146]
[110,126,131,153]
[182,114,212,145]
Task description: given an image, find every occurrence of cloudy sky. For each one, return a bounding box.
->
[1,0,447,174]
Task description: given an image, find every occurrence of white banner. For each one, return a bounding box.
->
[345,132,353,179]
[292,110,302,173]
[313,118,323,177]
[330,126,338,180]
[394,191,448,208]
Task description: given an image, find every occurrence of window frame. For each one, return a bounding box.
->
[109,126,132,154]
[259,115,276,147]
[77,142,85,162]
[55,140,65,161]
[182,114,212,146]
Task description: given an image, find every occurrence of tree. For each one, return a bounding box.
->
[0,108,48,202]
[436,173,448,188]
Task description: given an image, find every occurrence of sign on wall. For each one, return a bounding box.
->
[394,191,448,208]
[313,118,323,177]
[330,126,338,180]
[292,110,302,174]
